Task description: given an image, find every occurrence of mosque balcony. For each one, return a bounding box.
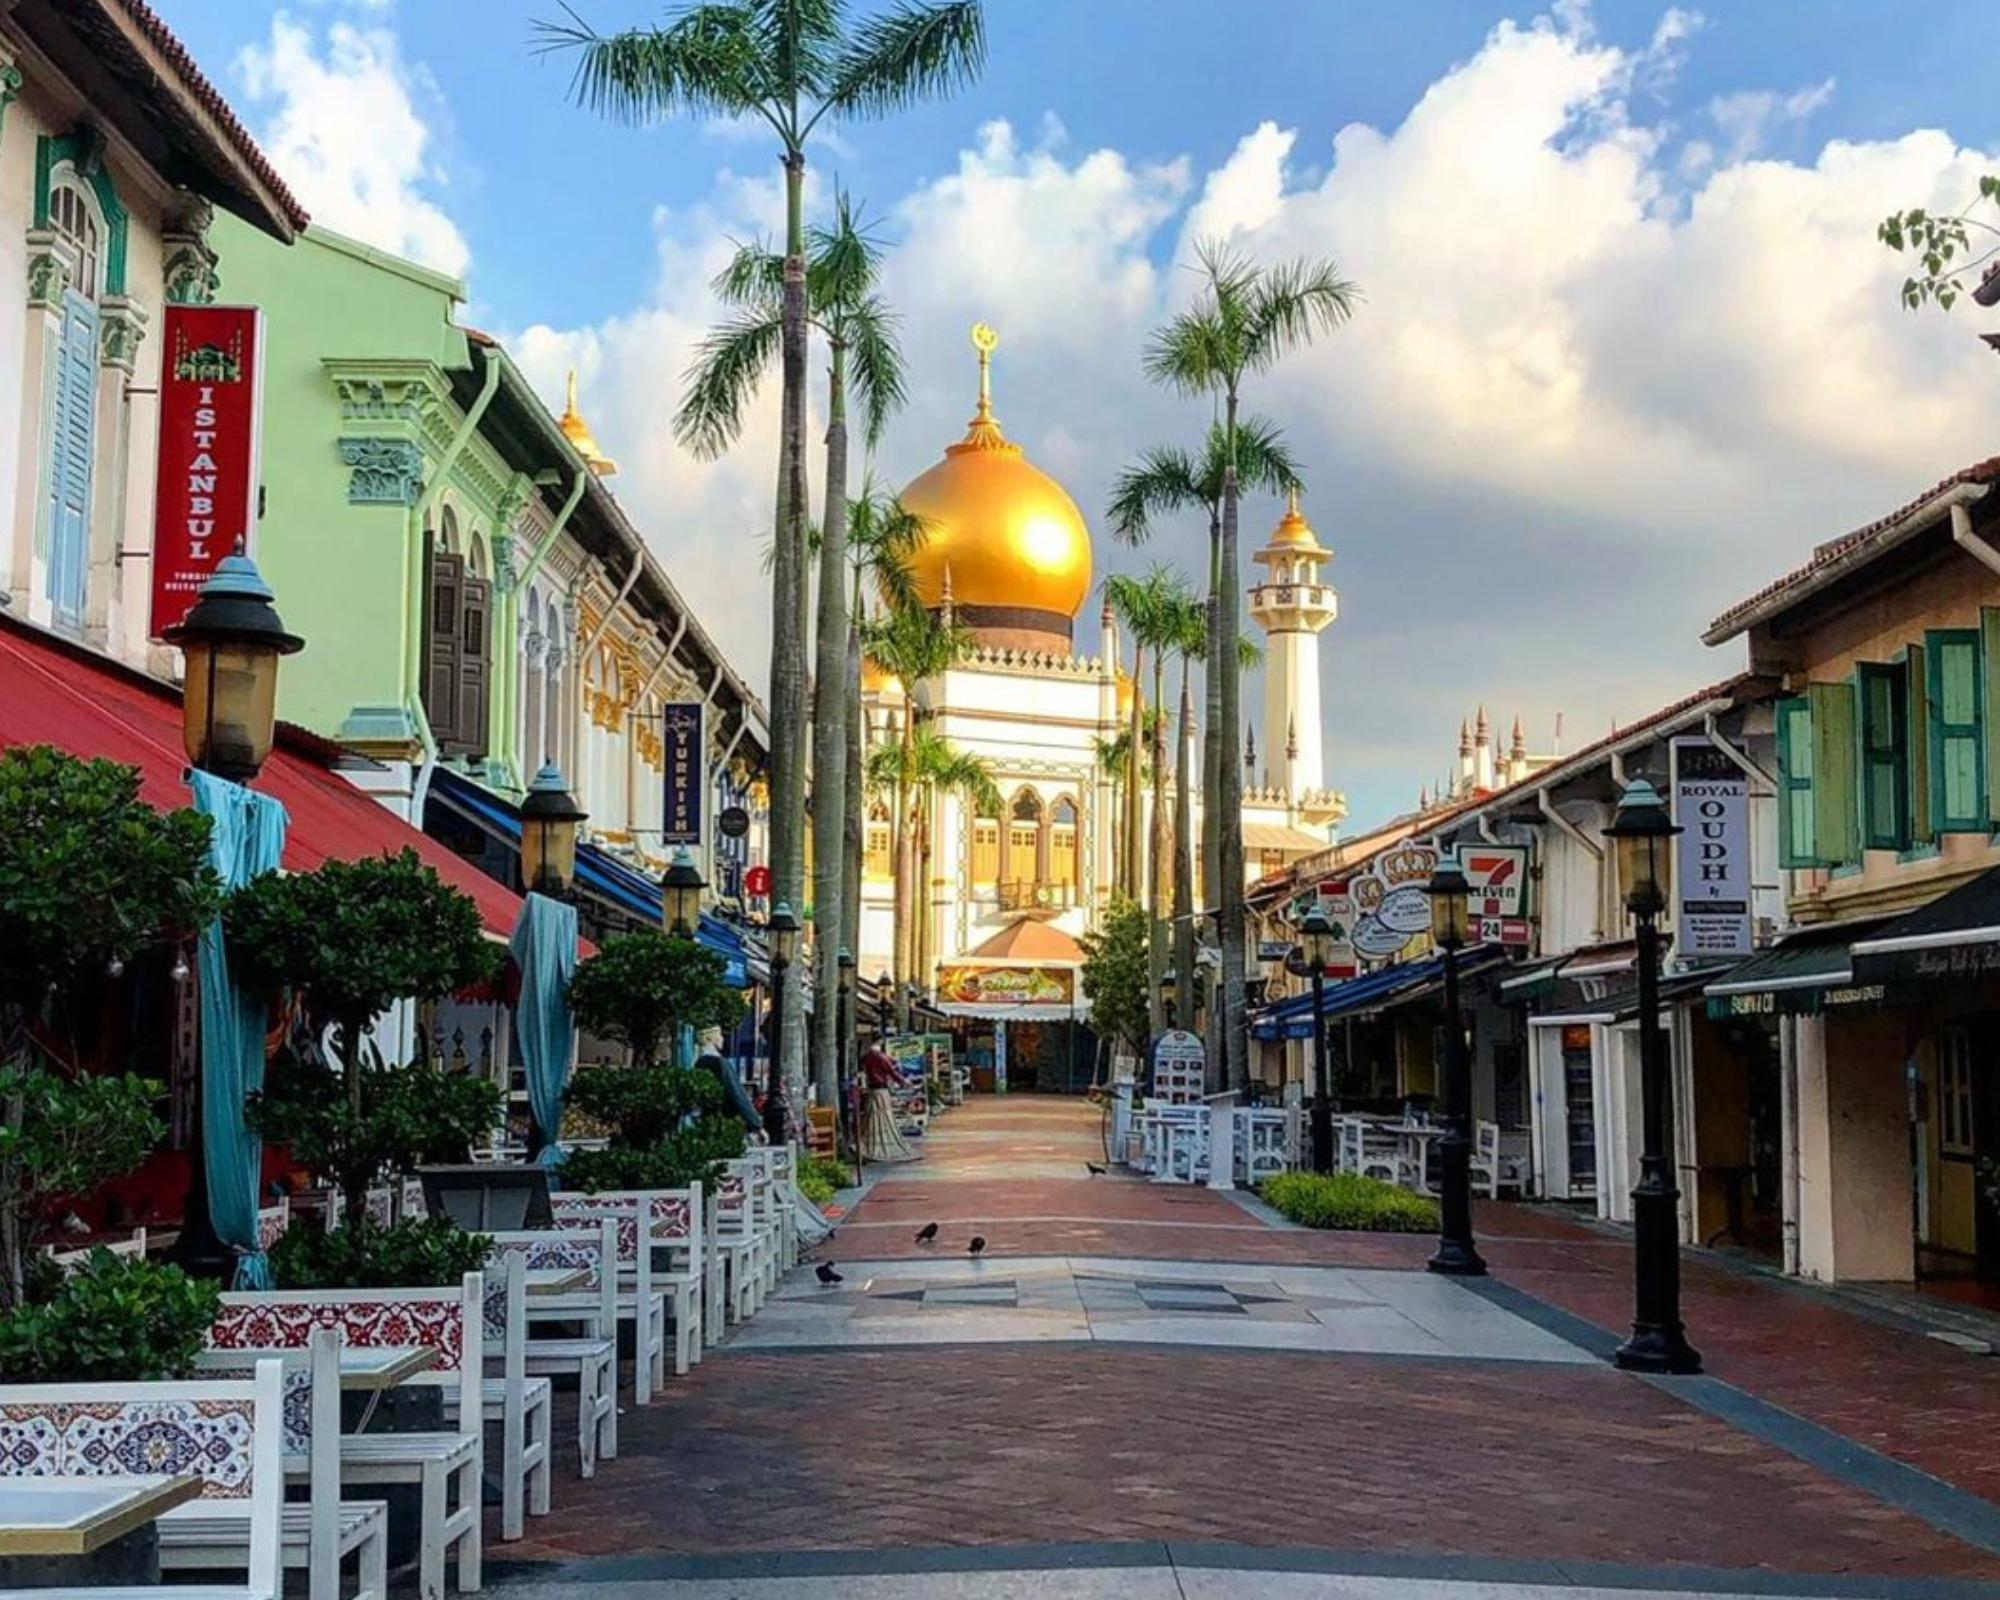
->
[1247,582,1338,617]
[994,878,1076,916]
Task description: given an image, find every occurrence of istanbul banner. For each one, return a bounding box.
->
[1672,736,1753,958]
[660,702,704,846]
[150,305,264,638]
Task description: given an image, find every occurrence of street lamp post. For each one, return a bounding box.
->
[660,846,705,936]
[1605,777,1701,1373]
[1298,907,1336,1174]
[519,763,586,899]
[162,549,302,1278]
[1424,857,1486,1277]
[764,901,800,1146]
[837,949,859,1186]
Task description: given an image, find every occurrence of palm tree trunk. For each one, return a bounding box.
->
[1218,393,1248,1093]
[1173,660,1196,1051]
[1202,516,1222,916]
[892,710,915,1033]
[841,611,865,1040]
[1124,645,1145,902]
[770,147,812,1114]
[1147,663,1169,1038]
[810,342,850,1107]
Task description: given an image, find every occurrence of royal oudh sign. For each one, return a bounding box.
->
[1672,736,1753,959]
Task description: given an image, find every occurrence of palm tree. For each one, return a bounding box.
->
[1107,415,1301,937]
[539,0,985,1102]
[1142,239,1356,1090]
[676,196,906,1104]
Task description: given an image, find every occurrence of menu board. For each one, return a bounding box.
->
[884,1035,930,1134]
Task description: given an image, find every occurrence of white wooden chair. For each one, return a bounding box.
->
[1472,1120,1530,1199]
[490,1222,618,1478]
[0,1358,286,1600]
[546,1194,684,1394]
[757,1147,800,1270]
[399,1176,428,1221]
[461,1248,553,1539]
[166,1328,389,1600]
[255,1199,290,1253]
[45,1229,147,1271]
[1340,1119,1421,1188]
[211,1276,484,1599]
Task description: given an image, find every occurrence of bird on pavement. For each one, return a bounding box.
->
[815,1261,843,1285]
[914,1222,939,1244]
[1086,1162,1106,1176]
[968,1236,987,1256]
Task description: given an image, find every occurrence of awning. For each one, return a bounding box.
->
[1242,821,1330,854]
[936,1001,1088,1022]
[1498,953,1568,999]
[1704,918,1893,1018]
[0,615,525,936]
[1853,869,2000,986]
[1611,964,1738,1023]
[1250,956,1452,1040]
[429,768,757,983]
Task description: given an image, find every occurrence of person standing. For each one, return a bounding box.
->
[859,1044,917,1163]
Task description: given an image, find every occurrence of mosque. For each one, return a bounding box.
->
[856,328,1346,1090]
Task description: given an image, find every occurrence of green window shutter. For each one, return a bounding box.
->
[1808,680,1857,865]
[1775,694,1819,867]
[1856,661,1908,851]
[1984,608,2000,825]
[1906,642,1933,844]
[1927,628,1985,831]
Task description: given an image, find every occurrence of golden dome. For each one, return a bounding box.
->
[898,325,1091,651]
[1254,487,1329,562]
[1116,668,1134,719]
[558,371,618,477]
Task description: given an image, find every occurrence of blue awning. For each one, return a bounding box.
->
[1251,956,1449,1040]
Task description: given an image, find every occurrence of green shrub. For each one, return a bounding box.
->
[0,1251,220,1381]
[269,1216,493,1290]
[565,1064,724,1149]
[796,1153,850,1206]
[558,1115,747,1196]
[1260,1170,1441,1233]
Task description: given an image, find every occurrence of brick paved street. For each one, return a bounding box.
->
[492,1097,2000,1597]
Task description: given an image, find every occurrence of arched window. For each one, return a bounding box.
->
[467,528,488,579]
[864,799,892,880]
[49,176,102,302]
[1006,790,1043,886]
[1050,795,1080,896]
[440,505,460,555]
[971,798,1000,891]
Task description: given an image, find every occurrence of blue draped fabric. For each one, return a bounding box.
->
[510,893,578,1164]
[189,771,289,1290]
[675,1024,697,1069]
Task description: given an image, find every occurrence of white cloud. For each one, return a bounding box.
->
[1704,78,1836,165]
[236,13,468,277]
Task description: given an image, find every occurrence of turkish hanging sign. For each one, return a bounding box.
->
[660,702,704,846]
[150,305,264,638]
[1346,841,1437,962]
[1672,736,1752,958]
[935,965,1074,1008]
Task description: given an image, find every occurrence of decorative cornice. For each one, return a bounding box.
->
[25,228,71,310]
[339,436,424,506]
[97,295,147,372]
[324,358,453,428]
[161,189,218,305]
[0,44,23,145]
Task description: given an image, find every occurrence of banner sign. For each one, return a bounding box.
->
[660,702,704,846]
[1458,845,1530,920]
[150,305,264,638]
[883,1034,929,1130]
[935,965,1073,1007]
[1150,1029,1206,1103]
[1346,842,1437,964]
[1314,886,1357,979]
[1672,737,1752,958]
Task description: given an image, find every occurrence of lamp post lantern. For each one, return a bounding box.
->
[1605,777,1701,1373]
[163,546,303,783]
[1424,857,1486,1277]
[1298,906,1337,1173]
[660,846,706,936]
[519,763,586,898]
[764,901,801,1145]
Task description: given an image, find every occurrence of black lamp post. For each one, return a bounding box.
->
[519,763,585,898]
[1298,906,1336,1174]
[163,549,301,1277]
[1424,857,1486,1277]
[764,901,800,1145]
[837,949,860,1186]
[1158,969,1179,1031]
[660,846,705,936]
[1605,776,1701,1373]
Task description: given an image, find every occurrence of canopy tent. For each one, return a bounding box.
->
[1705,917,1894,1018]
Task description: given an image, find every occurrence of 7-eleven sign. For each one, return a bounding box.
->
[1458,845,1529,920]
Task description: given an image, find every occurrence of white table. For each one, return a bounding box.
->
[0,1474,200,1556]
[1395,1123,1445,1192]
[526,1266,590,1296]
[195,1343,437,1391]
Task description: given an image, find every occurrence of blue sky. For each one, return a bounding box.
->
[153,0,2000,827]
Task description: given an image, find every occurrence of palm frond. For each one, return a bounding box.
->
[746,0,844,105]
[1209,414,1302,500]
[842,294,907,448]
[1105,445,1202,546]
[1242,256,1360,373]
[712,238,784,309]
[848,483,926,610]
[819,0,985,124]
[534,4,778,129]
[1235,634,1263,672]
[673,307,782,458]
[1141,306,1232,398]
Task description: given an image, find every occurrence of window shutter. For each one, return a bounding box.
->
[1984,607,2000,825]
[1856,662,1908,851]
[1926,628,1985,831]
[1776,695,1817,867]
[1808,680,1857,866]
[1906,642,1933,845]
[425,550,463,745]
[458,573,491,760]
[46,295,97,626]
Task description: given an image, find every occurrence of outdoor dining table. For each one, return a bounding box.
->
[194,1343,438,1391]
[525,1265,590,1296]
[0,1472,201,1586]
[1394,1121,1445,1191]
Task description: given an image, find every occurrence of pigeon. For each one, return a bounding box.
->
[914,1222,939,1244]
[58,1211,89,1237]
[815,1261,843,1285]
[1086,1162,1106,1176]
[967,1236,987,1256]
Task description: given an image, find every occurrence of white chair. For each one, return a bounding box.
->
[1472,1120,1530,1199]
[165,1328,389,1600]
[399,1176,428,1221]
[464,1249,553,1540]
[45,1228,147,1271]
[211,1276,484,1598]
[757,1147,800,1270]
[256,1199,290,1253]
[545,1195,672,1399]
[0,1358,286,1600]
[491,1221,618,1478]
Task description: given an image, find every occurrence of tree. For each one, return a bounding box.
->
[224,849,498,1115]
[677,195,907,1106]
[0,746,219,1306]
[1142,240,1357,1090]
[1079,897,1151,1067]
[539,0,986,1118]
[566,930,746,1067]
[1107,417,1302,908]
[1880,176,2000,311]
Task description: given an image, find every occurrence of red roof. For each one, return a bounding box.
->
[0,617,523,936]
[1705,457,2000,642]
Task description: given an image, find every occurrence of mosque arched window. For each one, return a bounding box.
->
[1050,795,1079,897]
[865,799,893,881]
[1005,789,1043,887]
[971,800,1001,892]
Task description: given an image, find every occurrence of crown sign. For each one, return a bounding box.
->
[1376,843,1437,889]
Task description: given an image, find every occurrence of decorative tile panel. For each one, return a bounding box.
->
[0,1400,256,1498]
